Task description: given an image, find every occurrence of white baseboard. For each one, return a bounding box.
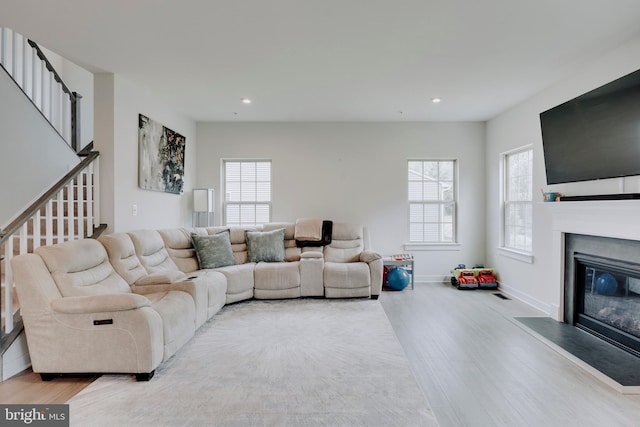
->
[2,331,31,381]
[414,274,450,284]
[499,282,553,316]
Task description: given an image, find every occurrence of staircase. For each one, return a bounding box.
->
[0,28,103,380]
[0,27,81,150]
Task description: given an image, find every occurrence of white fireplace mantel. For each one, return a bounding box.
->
[545,200,640,321]
[547,200,640,239]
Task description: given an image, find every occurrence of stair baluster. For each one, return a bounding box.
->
[66,182,74,240]
[31,47,39,107]
[45,200,53,247]
[56,190,64,244]
[3,238,14,332]
[1,28,11,75]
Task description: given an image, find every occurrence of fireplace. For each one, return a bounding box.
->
[564,234,640,358]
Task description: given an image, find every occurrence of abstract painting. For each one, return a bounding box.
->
[138,114,185,194]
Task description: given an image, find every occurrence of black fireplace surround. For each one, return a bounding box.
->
[565,234,640,358]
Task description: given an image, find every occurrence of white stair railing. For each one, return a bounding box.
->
[0,27,80,151]
[0,154,100,335]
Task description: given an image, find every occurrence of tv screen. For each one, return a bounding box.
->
[540,69,640,185]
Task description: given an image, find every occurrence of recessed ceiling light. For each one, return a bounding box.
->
[431,97,442,104]
[241,97,252,104]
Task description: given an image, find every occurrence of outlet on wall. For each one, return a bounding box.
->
[132,204,138,216]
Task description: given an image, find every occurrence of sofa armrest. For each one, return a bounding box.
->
[360,250,382,263]
[361,251,383,297]
[131,281,194,296]
[135,271,186,286]
[50,293,151,314]
[132,280,207,328]
[300,251,323,259]
[300,252,324,297]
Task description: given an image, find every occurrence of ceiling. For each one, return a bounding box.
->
[2,0,640,122]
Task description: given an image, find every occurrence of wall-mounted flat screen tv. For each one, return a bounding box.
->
[540,68,640,185]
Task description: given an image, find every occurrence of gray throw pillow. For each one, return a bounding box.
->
[191,230,235,269]
[245,228,286,263]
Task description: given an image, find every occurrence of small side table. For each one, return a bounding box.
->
[383,254,414,290]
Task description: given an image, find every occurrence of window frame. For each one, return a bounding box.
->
[500,146,534,261]
[222,159,272,227]
[407,159,458,245]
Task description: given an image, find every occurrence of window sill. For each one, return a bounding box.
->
[497,247,534,264]
[404,243,461,251]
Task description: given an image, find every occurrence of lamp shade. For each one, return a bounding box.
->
[193,189,214,213]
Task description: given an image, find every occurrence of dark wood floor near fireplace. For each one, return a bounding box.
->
[516,316,640,388]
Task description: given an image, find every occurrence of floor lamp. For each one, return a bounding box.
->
[193,188,214,227]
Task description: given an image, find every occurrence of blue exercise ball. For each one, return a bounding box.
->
[387,267,410,291]
[595,273,617,295]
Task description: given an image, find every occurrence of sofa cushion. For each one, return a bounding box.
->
[35,239,132,297]
[128,230,180,274]
[254,261,301,290]
[191,230,235,269]
[324,223,365,263]
[99,233,149,285]
[324,261,371,289]
[159,228,200,273]
[263,223,301,261]
[187,272,227,318]
[144,290,196,361]
[215,263,255,304]
[245,228,286,263]
[228,226,260,264]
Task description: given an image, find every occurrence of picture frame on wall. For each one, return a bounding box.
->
[138,114,185,194]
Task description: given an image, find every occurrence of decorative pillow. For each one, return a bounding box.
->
[245,228,286,263]
[191,230,235,269]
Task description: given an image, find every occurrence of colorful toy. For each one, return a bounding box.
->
[476,269,498,289]
[450,268,479,290]
[451,265,498,290]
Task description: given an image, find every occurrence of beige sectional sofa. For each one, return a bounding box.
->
[11,221,382,381]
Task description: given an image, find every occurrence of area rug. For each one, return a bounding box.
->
[68,299,438,426]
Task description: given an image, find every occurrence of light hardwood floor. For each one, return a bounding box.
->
[0,370,95,404]
[380,284,640,427]
[2,284,640,427]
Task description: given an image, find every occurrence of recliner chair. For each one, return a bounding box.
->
[322,223,383,299]
[11,238,196,381]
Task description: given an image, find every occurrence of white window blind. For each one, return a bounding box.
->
[408,160,456,243]
[223,160,271,226]
[503,148,532,253]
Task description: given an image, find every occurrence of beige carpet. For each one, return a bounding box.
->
[68,298,438,426]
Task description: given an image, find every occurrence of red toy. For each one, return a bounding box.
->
[476,269,498,289]
[451,269,478,290]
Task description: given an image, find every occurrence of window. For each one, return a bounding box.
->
[503,147,532,253]
[408,160,456,243]
[223,160,271,226]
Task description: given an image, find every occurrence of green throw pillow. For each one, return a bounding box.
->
[245,228,286,263]
[191,230,235,269]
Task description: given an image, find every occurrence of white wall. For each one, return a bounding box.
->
[196,122,486,282]
[94,74,196,233]
[0,68,80,228]
[485,34,640,313]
